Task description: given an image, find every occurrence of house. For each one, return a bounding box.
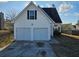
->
[73,25,79,30]
[62,23,79,31]
[72,20,79,30]
[61,23,75,31]
[14,1,62,41]
[0,12,4,30]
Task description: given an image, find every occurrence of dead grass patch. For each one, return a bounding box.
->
[0,33,14,48]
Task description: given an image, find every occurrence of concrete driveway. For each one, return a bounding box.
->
[0,39,57,57]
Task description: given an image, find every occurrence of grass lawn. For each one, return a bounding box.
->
[0,30,9,33]
[61,33,79,40]
[0,30,14,48]
[50,34,79,57]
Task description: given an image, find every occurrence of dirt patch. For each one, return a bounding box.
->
[0,33,13,48]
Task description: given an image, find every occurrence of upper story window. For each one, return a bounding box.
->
[27,10,37,20]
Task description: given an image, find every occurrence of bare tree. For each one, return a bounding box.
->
[6,8,17,20]
[5,9,17,31]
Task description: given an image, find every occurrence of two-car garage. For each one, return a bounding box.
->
[15,27,49,41]
[14,1,54,41]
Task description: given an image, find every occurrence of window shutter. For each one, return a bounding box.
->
[27,10,29,19]
[35,10,37,19]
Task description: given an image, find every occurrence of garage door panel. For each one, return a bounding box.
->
[24,28,31,40]
[16,28,49,41]
[16,28,31,40]
[16,28,24,40]
[33,28,48,40]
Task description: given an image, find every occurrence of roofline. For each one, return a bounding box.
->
[39,7,55,24]
[14,1,56,24]
[42,8,62,23]
[14,1,32,22]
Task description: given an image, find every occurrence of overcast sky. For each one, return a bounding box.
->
[0,1,79,25]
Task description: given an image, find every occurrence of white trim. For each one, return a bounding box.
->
[48,27,51,40]
[31,26,33,41]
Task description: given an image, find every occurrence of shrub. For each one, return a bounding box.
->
[10,30,14,34]
[3,28,8,30]
[54,30,61,36]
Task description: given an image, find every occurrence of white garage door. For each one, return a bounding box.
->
[33,28,48,40]
[16,28,31,40]
[16,28,49,41]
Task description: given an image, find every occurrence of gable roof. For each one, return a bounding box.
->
[14,1,53,24]
[14,1,62,23]
[42,8,62,23]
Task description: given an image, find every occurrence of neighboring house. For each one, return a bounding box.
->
[73,25,79,30]
[0,12,4,30]
[61,23,75,31]
[14,1,62,41]
[61,23,77,34]
[62,23,79,31]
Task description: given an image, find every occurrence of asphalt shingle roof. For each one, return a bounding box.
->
[42,8,62,23]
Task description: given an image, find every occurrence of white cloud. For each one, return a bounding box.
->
[46,4,52,7]
[64,13,71,16]
[0,1,8,2]
[58,2,73,13]
[0,1,8,4]
[74,13,79,16]
[40,5,44,7]
[64,13,79,17]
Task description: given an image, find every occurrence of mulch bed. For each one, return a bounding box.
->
[50,35,79,57]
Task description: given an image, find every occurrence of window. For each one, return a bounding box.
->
[27,10,37,20]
